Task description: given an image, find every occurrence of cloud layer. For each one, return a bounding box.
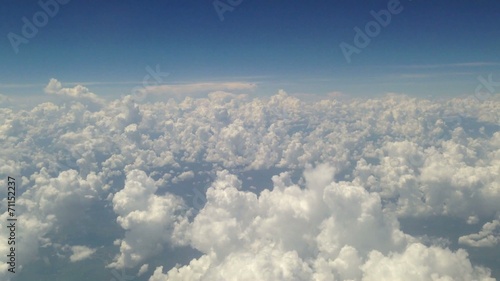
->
[0,79,498,280]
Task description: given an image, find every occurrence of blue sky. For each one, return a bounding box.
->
[1,0,499,98]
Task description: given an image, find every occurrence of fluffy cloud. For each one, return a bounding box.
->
[459,220,500,247]
[109,169,189,269]
[149,166,493,280]
[44,78,104,106]
[143,82,257,98]
[1,80,499,280]
[69,245,97,262]
[172,170,195,184]
[0,168,102,280]
[362,243,494,281]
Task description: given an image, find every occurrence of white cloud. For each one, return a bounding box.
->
[459,220,500,247]
[69,245,97,262]
[172,170,195,184]
[1,80,499,279]
[44,78,104,105]
[138,264,149,276]
[149,165,492,280]
[109,169,189,269]
[143,82,257,97]
[362,243,494,281]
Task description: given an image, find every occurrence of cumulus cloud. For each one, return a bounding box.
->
[1,80,499,279]
[138,264,149,276]
[172,170,195,184]
[362,243,494,281]
[459,220,500,247]
[0,168,102,275]
[69,245,97,262]
[44,78,104,105]
[149,166,493,281]
[109,169,189,269]
[143,82,257,97]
